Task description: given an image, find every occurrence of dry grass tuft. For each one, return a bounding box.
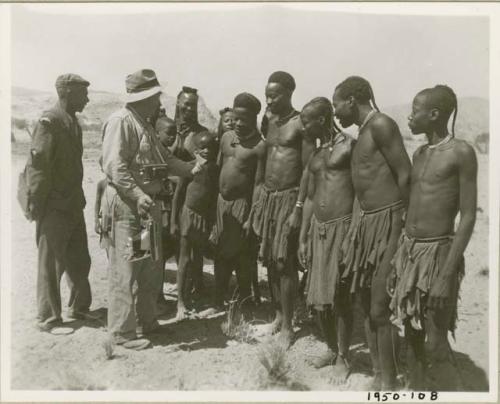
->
[257,339,309,391]
[221,296,255,344]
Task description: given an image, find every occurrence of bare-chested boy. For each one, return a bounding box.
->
[173,131,218,320]
[170,86,210,293]
[250,71,315,346]
[217,107,235,141]
[389,85,477,390]
[297,98,355,379]
[332,76,411,390]
[211,94,266,310]
[155,116,179,307]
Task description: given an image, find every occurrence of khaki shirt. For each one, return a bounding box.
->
[102,106,194,202]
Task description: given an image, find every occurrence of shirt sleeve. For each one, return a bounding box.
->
[102,116,146,202]
[28,118,56,214]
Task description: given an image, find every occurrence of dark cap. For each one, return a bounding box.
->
[181,86,198,95]
[233,93,261,116]
[268,71,296,92]
[55,74,90,90]
[125,69,162,102]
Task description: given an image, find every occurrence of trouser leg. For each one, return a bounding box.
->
[136,256,159,329]
[36,228,64,324]
[65,212,92,314]
[36,211,70,324]
[107,205,141,343]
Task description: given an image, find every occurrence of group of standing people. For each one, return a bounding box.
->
[24,68,477,391]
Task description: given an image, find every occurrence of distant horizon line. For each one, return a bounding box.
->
[11,85,490,109]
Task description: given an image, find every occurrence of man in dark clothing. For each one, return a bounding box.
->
[28,74,93,332]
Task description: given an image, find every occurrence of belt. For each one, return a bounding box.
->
[403,231,453,262]
[360,200,404,217]
[262,184,299,195]
[314,213,352,239]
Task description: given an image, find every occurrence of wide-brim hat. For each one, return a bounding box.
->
[125,69,163,103]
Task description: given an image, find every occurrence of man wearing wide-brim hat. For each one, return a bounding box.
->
[26,74,94,332]
[101,69,205,350]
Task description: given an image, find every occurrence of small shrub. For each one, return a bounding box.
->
[221,296,255,344]
[257,339,309,391]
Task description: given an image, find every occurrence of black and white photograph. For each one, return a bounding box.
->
[0,2,498,402]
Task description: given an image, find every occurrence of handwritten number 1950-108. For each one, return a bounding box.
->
[367,392,438,401]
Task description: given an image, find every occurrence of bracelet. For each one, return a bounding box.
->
[295,201,304,208]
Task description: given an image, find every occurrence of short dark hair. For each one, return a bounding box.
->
[177,86,198,98]
[335,76,379,111]
[268,71,296,93]
[156,116,176,132]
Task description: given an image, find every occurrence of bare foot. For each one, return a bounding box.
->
[331,354,351,385]
[307,349,336,369]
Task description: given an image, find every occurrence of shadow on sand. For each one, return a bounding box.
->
[104,265,490,391]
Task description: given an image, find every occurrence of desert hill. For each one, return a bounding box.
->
[11,87,488,155]
[11,86,218,143]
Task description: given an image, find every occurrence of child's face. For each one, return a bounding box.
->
[159,125,177,147]
[234,108,255,138]
[221,112,235,133]
[196,134,216,161]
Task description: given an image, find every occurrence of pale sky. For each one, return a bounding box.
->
[11,4,489,111]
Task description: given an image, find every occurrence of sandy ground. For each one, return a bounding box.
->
[9,143,490,392]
